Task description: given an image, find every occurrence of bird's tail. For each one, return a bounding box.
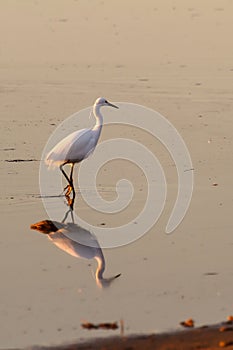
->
[45,152,63,169]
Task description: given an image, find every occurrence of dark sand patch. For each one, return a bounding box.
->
[12,322,233,350]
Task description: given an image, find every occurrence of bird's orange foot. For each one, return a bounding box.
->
[64,185,73,197]
[65,195,74,210]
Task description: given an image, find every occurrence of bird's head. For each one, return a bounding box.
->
[30,220,60,234]
[94,97,119,109]
[96,273,121,289]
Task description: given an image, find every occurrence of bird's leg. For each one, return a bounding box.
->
[65,164,75,211]
[69,164,74,189]
[68,163,76,198]
[61,206,74,223]
[64,185,72,197]
[59,163,76,210]
[68,164,76,210]
[60,163,74,197]
[62,208,70,223]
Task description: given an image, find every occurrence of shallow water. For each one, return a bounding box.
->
[1,78,233,348]
[1,0,233,348]
[1,147,233,348]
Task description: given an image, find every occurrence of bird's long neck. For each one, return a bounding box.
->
[94,251,121,288]
[92,104,103,132]
[95,252,105,281]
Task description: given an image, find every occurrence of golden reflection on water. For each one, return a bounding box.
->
[30,211,121,289]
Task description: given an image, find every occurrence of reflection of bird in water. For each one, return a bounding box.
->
[30,220,121,288]
[45,97,119,207]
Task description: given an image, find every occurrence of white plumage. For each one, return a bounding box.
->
[46,128,97,167]
[45,97,118,203]
[30,219,121,288]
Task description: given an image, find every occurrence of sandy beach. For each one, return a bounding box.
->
[1,0,233,349]
[8,322,233,350]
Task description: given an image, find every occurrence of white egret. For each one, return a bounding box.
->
[30,220,121,288]
[46,97,119,204]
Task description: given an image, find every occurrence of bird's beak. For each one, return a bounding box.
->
[107,102,119,109]
[97,273,121,289]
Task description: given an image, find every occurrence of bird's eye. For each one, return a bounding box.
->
[105,100,108,103]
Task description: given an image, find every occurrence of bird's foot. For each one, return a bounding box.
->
[66,195,74,210]
[64,185,73,197]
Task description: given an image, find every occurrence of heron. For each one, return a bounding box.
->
[46,97,119,206]
[30,219,121,288]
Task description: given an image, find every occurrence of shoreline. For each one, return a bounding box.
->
[1,1,233,348]
[12,321,233,350]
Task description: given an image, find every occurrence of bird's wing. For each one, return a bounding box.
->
[64,223,100,249]
[49,227,99,260]
[46,128,94,167]
[67,129,97,162]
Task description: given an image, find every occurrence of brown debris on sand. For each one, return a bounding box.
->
[81,322,118,330]
[25,321,233,350]
[180,318,195,328]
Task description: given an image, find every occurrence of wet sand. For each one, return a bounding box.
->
[12,323,233,350]
[1,0,233,349]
